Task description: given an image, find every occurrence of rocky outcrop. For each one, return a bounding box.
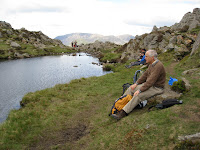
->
[120,8,200,61]
[0,21,71,59]
[171,8,200,32]
[77,40,120,57]
[0,21,66,48]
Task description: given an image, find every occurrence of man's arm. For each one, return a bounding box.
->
[136,68,149,84]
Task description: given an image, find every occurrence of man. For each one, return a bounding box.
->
[111,50,166,120]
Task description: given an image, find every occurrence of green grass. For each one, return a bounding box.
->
[0,51,200,149]
[1,23,199,149]
[189,26,200,34]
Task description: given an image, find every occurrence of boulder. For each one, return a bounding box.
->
[159,39,168,52]
[182,68,199,75]
[158,26,170,32]
[165,43,175,51]
[10,41,21,48]
[148,84,182,102]
[152,25,158,32]
[174,44,190,57]
[144,34,155,48]
[181,77,191,91]
[22,53,30,58]
[190,32,200,56]
[177,35,184,45]
[14,52,24,58]
[184,39,193,47]
[169,36,177,44]
[178,132,200,143]
[163,32,172,41]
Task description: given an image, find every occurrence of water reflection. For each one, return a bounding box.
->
[0,53,111,123]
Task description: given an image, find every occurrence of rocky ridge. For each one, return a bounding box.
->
[77,40,120,57]
[0,21,71,59]
[55,33,134,45]
[120,8,200,61]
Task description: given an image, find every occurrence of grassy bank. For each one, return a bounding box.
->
[0,52,200,149]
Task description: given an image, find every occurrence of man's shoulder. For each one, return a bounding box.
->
[153,60,165,69]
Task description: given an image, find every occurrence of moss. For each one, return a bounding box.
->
[171,80,186,93]
[189,26,200,34]
[174,140,200,150]
[103,64,113,71]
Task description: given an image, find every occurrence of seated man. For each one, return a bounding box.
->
[112,50,166,120]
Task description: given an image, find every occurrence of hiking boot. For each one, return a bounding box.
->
[111,110,128,120]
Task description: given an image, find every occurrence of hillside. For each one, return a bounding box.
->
[119,8,200,62]
[0,21,74,60]
[55,33,134,45]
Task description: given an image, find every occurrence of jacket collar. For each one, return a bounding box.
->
[152,59,159,67]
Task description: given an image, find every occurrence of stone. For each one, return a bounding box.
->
[14,52,23,58]
[178,132,200,143]
[22,53,30,58]
[148,84,182,102]
[158,26,170,32]
[177,35,184,45]
[166,43,175,51]
[169,36,177,44]
[163,32,172,41]
[10,41,21,48]
[152,25,158,32]
[182,68,199,75]
[159,39,168,52]
[181,77,191,91]
[190,32,200,56]
[184,39,193,47]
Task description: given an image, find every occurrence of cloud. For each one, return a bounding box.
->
[0,0,199,38]
[124,17,177,28]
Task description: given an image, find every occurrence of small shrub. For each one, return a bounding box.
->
[171,80,186,93]
[103,64,112,71]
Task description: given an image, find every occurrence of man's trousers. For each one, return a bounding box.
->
[123,83,164,114]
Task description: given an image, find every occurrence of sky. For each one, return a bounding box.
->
[0,0,200,38]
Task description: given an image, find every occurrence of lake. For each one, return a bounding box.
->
[0,53,111,123]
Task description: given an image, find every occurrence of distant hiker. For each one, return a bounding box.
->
[111,50,166,120]
[71,42,74,47]
[126,49,146,68]
[74,41,77,47]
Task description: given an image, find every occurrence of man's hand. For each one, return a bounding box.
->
[130,83,137,90]
[134,90,140,96]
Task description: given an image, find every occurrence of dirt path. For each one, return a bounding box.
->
[165,62,179,76]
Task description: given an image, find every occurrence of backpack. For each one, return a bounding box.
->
[109,95,133,116]
[148,99,183,111]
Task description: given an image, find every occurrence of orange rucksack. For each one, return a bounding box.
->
[109,95,133,116]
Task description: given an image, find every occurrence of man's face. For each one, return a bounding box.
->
[145,52,154,64]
